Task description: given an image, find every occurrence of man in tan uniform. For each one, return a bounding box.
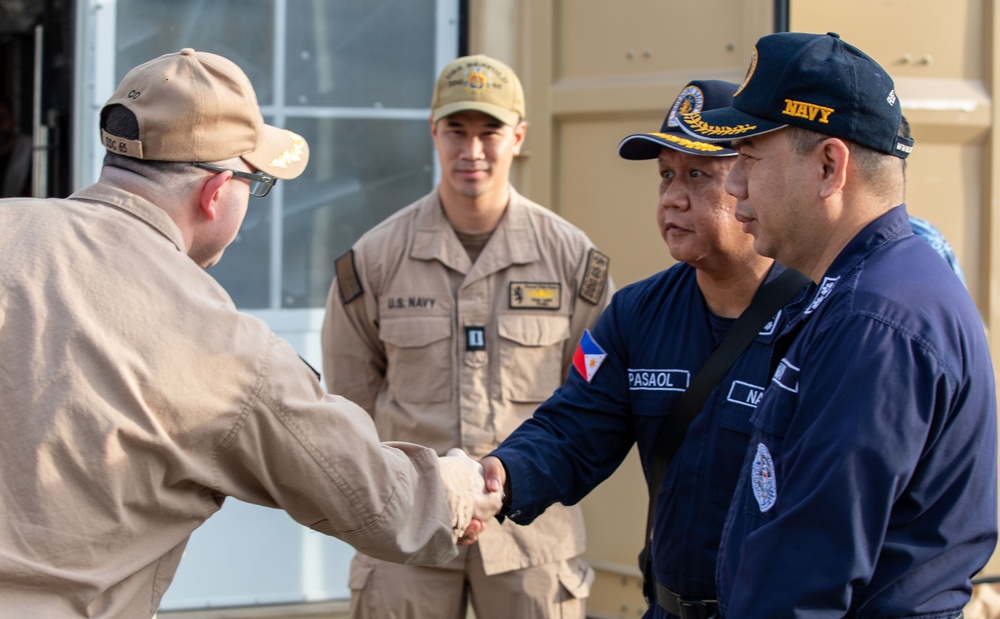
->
[0,49,499,618]
[322,54,613,618]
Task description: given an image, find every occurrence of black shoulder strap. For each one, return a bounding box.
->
[639,267,810,602]
[645,267,809,492]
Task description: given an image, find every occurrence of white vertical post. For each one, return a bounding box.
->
[31,24,48,197]
[73,0,118,191]
[269,0,289,310]
[432,0,460,185]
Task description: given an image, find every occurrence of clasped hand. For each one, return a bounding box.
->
[437,450,507,545]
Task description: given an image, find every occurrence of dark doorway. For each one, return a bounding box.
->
[0,0,75,198]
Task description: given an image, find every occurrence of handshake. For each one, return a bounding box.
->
[437,449,507,545]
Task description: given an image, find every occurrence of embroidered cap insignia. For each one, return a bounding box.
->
[268,131,307,168]
[667,85,705,128]
[465,67,490,96]
[734,46,759,97]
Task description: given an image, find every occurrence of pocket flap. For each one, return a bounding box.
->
[558,559,595,599]
[379,316,451,348]
[497,314,570,347]
[348,565,374,591]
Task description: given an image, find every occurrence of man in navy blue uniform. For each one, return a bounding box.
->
[677,32,997,617]
[480,80,808,618]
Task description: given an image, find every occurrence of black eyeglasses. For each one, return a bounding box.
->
[192,162,277,197]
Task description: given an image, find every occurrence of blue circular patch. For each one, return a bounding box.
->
[667,85,705,128]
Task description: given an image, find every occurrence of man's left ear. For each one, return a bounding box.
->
[512,120,527,155]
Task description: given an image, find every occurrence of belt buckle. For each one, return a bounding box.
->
[677,599,711,619]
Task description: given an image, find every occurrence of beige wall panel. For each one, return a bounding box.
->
[556,0,750,78]
[557,113,679,287]
[467,0,520,69]
[578,449,645,567]
[580,448,648,619]
[791,0,984,80]
[789,0,992,311]
[904,138,986,309]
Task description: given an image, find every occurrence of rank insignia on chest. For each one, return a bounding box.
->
[509,282,561,310]
[572,329,607,383]
[466,326,486,351]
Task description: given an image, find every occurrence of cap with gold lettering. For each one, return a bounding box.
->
[677,32,913,159]
[100,48,309,179]
[618,80,738,159]
[431,54,525,127]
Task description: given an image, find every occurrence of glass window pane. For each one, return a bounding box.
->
[285,0,436,108]
[278,117,433,309]
[114,0,275,104]
[112,0,447,311]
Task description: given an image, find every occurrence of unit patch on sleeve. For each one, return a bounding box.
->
[751,442,777,512]
[572,329,607,383]
[509,282,561,310]
[579,249,610,305]
[335,250,364,304]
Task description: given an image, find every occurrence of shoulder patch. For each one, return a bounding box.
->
[335,250,364,304]
[573,330,607,383]
[579,248,610,305]
[751,442,777,512]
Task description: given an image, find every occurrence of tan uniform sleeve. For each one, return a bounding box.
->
[321,249,385,415]
[216,334,458,566]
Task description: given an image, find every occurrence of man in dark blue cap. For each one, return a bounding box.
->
[679,32,997,618]
[479,80,811,618]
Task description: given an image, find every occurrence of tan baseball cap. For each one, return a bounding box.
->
[100,48,309,179]
[431,54,525,126]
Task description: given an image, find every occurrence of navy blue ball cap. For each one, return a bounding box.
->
[617,80,739,160]
[677,32,914,159]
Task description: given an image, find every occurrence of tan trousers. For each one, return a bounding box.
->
[348,544,593,619]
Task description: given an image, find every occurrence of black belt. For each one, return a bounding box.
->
[655,583,718,619]
[654,586,962,619]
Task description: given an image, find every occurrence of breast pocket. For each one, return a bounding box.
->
[739,380,798,521]
[497,314,571,403]
[708,395,758,509]
[379,316,452,403]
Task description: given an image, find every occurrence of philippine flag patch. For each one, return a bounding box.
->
[573,329,608,383]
